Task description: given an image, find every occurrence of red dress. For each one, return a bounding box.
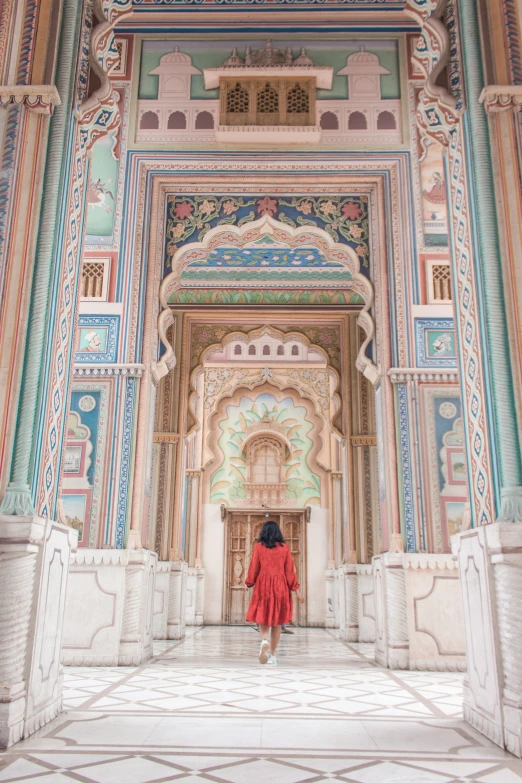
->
[245,542,300,626]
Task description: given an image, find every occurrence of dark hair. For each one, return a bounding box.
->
[258,520,285,549]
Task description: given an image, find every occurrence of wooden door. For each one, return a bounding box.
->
[224,511,306,625]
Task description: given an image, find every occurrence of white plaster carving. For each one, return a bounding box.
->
[0,516,76,748]
[372,554,409,669]
[324,569,336,628]
[186,567,205,626]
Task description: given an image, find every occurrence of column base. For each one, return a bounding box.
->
[186,567,205,626]
[356,564,376,642]
[62,549,157,666]
[0,515,77,748]
[373,553,409,670]
[153,561,171,640]
[167,560,188,640]
[453,523,522,757]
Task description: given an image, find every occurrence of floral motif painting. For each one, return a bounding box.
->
[165,194,370,273]
[85,131,119,245]
[210,393,321,507]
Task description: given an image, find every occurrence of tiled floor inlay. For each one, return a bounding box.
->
[1,627,521,782]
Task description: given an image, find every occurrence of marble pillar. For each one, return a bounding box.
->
[0,516,77,748]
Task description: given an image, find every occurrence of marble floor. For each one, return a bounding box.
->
[1,627,522,783]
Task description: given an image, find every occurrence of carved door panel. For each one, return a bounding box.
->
[224,512,306,625]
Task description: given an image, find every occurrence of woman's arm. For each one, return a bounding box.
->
[284,546,301,592]
[245,543,260,587]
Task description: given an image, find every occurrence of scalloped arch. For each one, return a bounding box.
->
[156,215,377,383]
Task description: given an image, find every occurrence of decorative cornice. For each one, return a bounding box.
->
[72,549,129,566]
[153,432,180,444]
[388,368,459,383]
[480,85,522,113]
[186,469,202,477]
[0,85,61,114]
[73,364,144,377]
[351,436,377,446]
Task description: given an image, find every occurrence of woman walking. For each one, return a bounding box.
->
[245,520,304,665]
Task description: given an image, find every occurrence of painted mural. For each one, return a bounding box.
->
[135,38,402,145]
[420,139,449,246]
[210,393,321,507]
[421,389,468,553]
[85,131,119,245]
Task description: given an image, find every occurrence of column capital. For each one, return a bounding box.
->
[480,85,522,113]
[0,85,61,115]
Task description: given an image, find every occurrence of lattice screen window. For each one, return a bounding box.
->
[227,83,249,114]
[427,260,452,303]
[220,77,316,128]
[287,83,309,114]
[257,83,279,114]
[81,258,109,301]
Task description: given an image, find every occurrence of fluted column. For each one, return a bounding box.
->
[0,0,81,515]
[458,0,522,520]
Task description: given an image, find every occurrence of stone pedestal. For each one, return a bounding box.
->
[62,549,157,666]
[356,564,376,642]
[404,554,466,672]
[153,561,171,640]
[186,567,205,626]
[373,553,409,669]
[167,560,188,640]
[453,523,522,757]
[0,515,77,748]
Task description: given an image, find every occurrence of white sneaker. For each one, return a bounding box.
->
[259,639,270,664]
[267,654,278,666]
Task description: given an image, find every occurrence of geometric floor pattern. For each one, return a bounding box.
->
[1,627,522,782]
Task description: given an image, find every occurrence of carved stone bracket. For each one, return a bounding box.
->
[351,436,377,446]
[0,86,61,114]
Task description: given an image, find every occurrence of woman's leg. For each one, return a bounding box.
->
[259,624,269,641]
[270,625,282,655]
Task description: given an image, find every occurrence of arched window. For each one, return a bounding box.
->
[167,111,186,130]
[195,111,214,130]
[348,111,367,130]
[320,111,339,130]
[291,345,299,356]
[277,345,284,356]
[262,345,270,356]
[249,438,283,484]
[377,110,396,130]
[234,344,242,356]
[140,111,159,130]
[248,345,256,356]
